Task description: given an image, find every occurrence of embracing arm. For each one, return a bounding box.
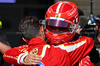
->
[3,45,41,65]
[0,42,11,54]
[3,45,29,65]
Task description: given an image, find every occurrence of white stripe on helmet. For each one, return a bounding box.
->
[56,2,63,13]
[50,17,65,21]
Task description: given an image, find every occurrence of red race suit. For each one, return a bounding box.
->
[3,36,94,66]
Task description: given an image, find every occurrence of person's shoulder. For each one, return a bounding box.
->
[77,36,94,45]
[69,36,94,44]
[28,37,47,46]
[79,36,93,41]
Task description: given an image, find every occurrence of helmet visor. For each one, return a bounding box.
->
[46,19,73,32]
[47,19,70,27]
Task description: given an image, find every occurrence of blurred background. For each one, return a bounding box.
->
[0,0,54,48]
[0,0,100,66]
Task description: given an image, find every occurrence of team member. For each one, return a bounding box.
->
[44,1,99,65]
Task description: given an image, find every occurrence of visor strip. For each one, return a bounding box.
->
[50,17,74,24]
[50,17,64,21]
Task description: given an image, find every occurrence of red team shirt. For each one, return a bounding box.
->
[3,36,94,66]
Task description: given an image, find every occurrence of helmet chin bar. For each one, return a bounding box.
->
[46,29,74,44]
[46,34,73,45]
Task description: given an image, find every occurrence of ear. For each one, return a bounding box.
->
[22,37,29,43]
[39,26,45,40]
[40,26,44,33]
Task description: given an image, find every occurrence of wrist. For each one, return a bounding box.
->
[17,53,28,65]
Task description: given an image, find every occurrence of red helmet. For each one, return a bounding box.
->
[45,1,79,44]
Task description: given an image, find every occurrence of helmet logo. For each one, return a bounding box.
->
[53,34,58,37]
[55,14,60,18]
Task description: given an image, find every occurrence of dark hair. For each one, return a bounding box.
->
[19,16,41,41]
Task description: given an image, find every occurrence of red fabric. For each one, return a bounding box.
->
[3,36,94,66]
[78,55,94,66]
[28,38,70,66]
[3,45,28,65]
[64,36,95,65]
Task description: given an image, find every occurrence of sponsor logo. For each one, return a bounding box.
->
[55,14,60,18]
[33,48,38,54]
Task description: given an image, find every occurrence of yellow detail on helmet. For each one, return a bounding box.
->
[55,15,60,18]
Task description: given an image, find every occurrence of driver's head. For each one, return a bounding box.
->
[45,1,79,44]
